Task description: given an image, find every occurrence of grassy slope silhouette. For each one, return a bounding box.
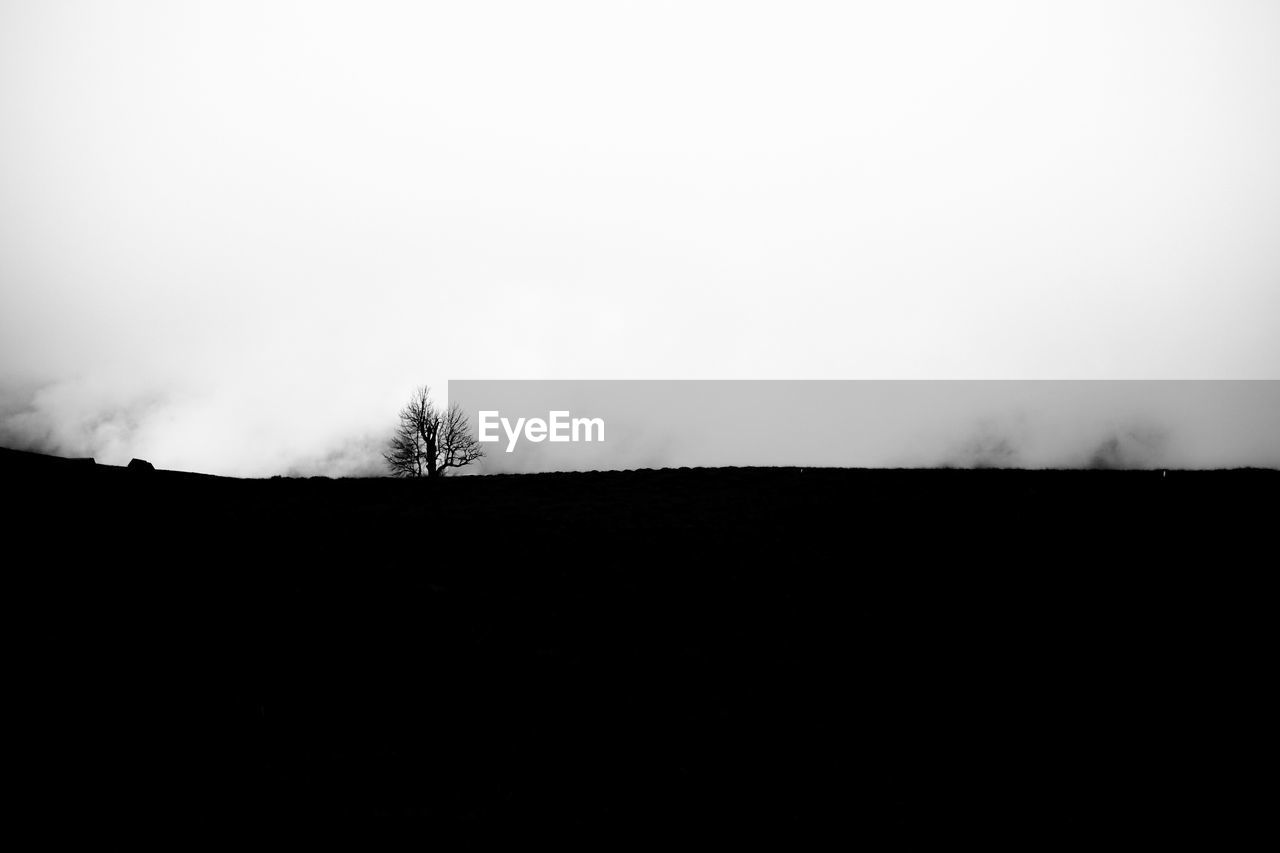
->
[5,446,1274,843]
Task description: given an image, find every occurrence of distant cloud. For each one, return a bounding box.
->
[284,433,390,479]
[940,416,1175,470]
[0,377,169,461]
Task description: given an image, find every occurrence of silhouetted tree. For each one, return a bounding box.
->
[384,386,483,478]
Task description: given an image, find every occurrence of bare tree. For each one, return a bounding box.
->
[384,386,483,478]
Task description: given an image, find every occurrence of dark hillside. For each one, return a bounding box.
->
[4,447,1274,843]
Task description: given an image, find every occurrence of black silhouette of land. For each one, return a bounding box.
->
[4,446,1273,843]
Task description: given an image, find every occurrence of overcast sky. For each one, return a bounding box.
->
[2,1,1278,475]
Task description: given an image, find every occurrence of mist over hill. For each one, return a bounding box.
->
[5,1,1278,841]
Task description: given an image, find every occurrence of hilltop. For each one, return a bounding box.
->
[4,447,1274,842]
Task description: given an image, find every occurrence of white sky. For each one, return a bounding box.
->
[2,1,1278,474]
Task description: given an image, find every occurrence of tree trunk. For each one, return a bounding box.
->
[423,427,439,478]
